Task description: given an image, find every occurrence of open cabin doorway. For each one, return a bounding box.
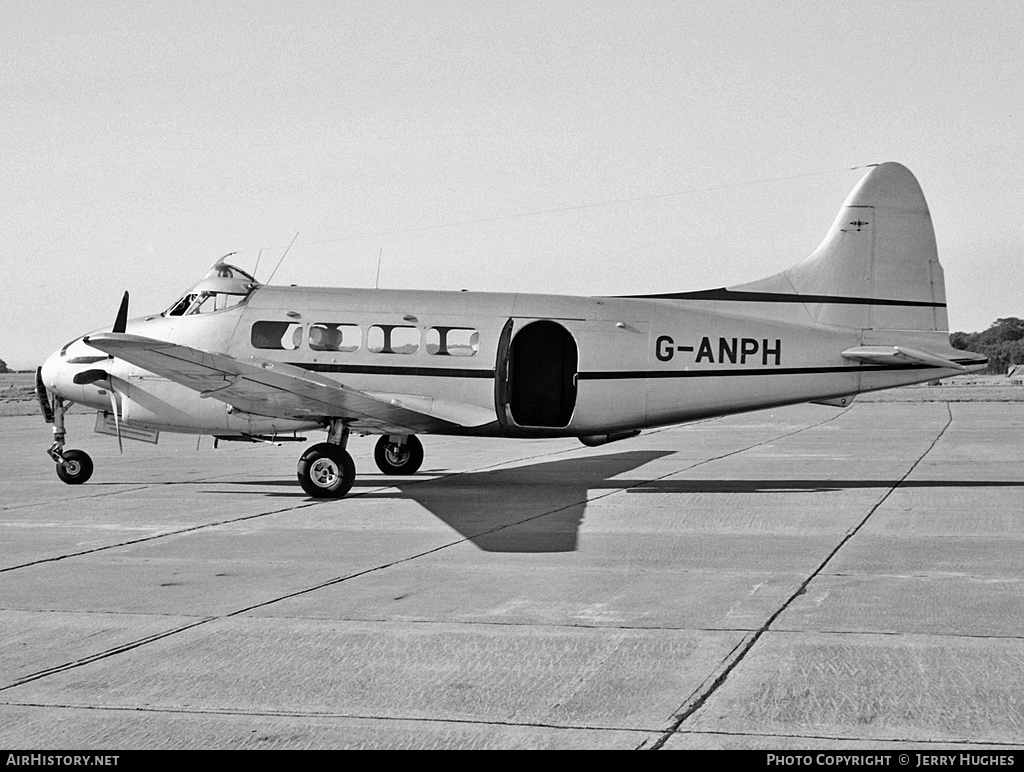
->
[503,320,578,428]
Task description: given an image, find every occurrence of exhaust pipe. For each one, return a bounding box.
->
[578,429,641,448]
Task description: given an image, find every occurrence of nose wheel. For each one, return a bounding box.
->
[54,448,94,485]
[44,393,95,485]
[374,434,423,475]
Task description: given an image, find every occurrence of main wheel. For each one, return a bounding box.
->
[374,435,424,475]
[55,449,94,485]
[297,443,356,498]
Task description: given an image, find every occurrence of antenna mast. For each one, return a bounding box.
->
[266,233,300,285]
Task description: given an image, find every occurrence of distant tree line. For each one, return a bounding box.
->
[0,358,8,374]
[950,317,1024,375]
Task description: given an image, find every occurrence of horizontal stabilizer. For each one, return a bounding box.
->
[841,345,968,372]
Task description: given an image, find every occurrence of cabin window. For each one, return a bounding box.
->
[309,323,361,352]
[367,325,419,354]
[251,321,304,350]
[426,327,479,357]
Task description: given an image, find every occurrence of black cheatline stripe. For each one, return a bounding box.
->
[288,357,985,381]
[579,359,986,381]
[615,288,946,308]
[293,362,495,379]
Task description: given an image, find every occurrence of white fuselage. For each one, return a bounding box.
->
[43,283,966,441]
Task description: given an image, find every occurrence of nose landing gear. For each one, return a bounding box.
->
[55,449,94,485]
[45,394,94,485]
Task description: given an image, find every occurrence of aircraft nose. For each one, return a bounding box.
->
[40,342,111,410]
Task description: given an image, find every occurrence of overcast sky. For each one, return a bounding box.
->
[2,0,1020,368]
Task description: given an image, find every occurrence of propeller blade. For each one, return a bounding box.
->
[113,291,130,334]
[36,366,54,422]
[108,389,123,454]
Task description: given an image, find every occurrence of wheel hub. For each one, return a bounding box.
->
[384,445,410,466]
[309,457,340,487]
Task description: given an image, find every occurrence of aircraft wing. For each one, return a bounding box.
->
[83,333,494,434]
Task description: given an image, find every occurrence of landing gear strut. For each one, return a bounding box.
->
[374,434,423,475]
[297,419,355,498]
[47,396,94,485]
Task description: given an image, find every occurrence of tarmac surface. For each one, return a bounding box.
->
[1,401,1022,750]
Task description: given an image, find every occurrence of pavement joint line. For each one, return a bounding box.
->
[666,728,1024,749]
[1,700,1022,749]
[765,627,1024,642]
[0,617,217,692]
[648,403,955,750]
[14,608,1013,642]
[0,500,329,574]
[0,699,656,735]
[633,633,756,750]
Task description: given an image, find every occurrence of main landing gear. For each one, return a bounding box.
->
[374,434,423,475]
[296,425,424,499]
[47,396,94,485]
[297,420,355,498]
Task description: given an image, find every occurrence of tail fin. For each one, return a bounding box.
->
[734,162,947,332]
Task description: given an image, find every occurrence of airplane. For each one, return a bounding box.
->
[36,162,987,498]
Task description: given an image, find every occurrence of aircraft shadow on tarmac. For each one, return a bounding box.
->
[219,450,1024,553]
[358,449,675,553]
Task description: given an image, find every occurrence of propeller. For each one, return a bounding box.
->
[113,291,129,334]
[70,368,124,453]
[76,292,131,453]
[108,291,129,451]
[108,388,123,454]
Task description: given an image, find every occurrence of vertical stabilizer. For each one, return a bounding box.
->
[733,162,947,332]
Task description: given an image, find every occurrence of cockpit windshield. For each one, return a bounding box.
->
[165,261,260,317]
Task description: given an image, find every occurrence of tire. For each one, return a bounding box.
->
[373,434,424,475]
[55,449,94,485]
[297,443,356,498]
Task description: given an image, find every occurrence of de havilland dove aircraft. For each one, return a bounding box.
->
[37,162,986,498]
